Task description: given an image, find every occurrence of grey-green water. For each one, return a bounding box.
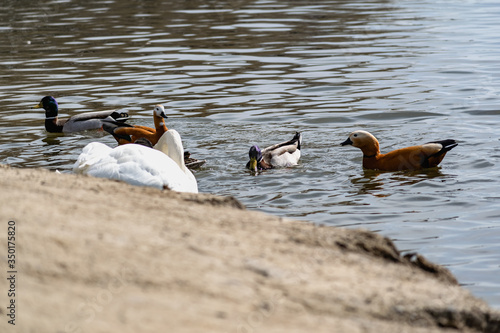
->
[1,0,500,308]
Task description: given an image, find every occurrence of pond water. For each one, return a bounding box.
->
[1,0,500,308]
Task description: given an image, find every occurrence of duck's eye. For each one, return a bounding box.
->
[353,134,358,137]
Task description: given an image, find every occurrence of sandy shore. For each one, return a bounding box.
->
[0,165,499,332]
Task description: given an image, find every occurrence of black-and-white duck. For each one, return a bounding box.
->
[246,132,302,172]
[33,96,128,133]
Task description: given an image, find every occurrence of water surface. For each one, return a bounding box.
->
[1,0,500,308]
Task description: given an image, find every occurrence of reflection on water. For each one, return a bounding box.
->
[1,0,500,308]
[351,168,449,196]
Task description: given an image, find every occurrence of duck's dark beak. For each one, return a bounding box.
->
[160,112,168,119]
[341,137,353,146]
[32,102,42,109]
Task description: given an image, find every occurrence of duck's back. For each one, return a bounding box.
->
[262,132,302,168]
[63,118,105,133]
[268,149,301,167]
[368,140,457,171]
[62,110,124,133]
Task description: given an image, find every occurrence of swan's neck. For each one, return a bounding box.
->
[155,132,186,171]
[168,140,186,170]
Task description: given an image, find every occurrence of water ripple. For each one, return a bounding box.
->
[1,0,500,308]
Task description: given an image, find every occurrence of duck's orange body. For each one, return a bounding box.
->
[106,105,168,146]
[341,130,457,171]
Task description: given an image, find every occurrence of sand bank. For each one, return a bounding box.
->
[0,165,498,332]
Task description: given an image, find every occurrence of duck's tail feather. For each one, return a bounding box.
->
[102,120,133,142]
[291,131,302,150]
[109,111,130,122]
[426,139,458,153]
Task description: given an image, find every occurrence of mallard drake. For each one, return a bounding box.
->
[246,132,302,172]
[103,104,168,146]
[33,96,128,133]
[73,129,198,193]
[341,130,458,171]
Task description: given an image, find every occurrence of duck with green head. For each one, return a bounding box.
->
[33,96,129,133]
[246,132,302,172]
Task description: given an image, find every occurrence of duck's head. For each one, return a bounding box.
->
[33,96,59,117]
[153,104,168,119]
[341,130,380,155]
[248,145,262,172]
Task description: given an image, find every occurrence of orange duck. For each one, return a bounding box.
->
[341,130,458,171]
[104,104,168,145]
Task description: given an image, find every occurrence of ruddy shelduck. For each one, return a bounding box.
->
[247,132,302,172]
[33,96,129,133]
[341,130,458,171]
[104,104,168,145]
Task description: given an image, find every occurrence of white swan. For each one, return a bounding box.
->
[73,130,198,193]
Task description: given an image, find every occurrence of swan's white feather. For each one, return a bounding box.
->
[73,130,198,193]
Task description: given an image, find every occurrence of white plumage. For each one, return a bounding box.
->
[73,129,198,193]
[246,132,302,172]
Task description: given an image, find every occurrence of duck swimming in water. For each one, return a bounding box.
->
[103,104,168,146]
[246,132,302,172]
[103,104,206,169]
[341,130,458,171]
[33,96,128,133]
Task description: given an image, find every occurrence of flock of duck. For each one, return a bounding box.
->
[33,96,458,193]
